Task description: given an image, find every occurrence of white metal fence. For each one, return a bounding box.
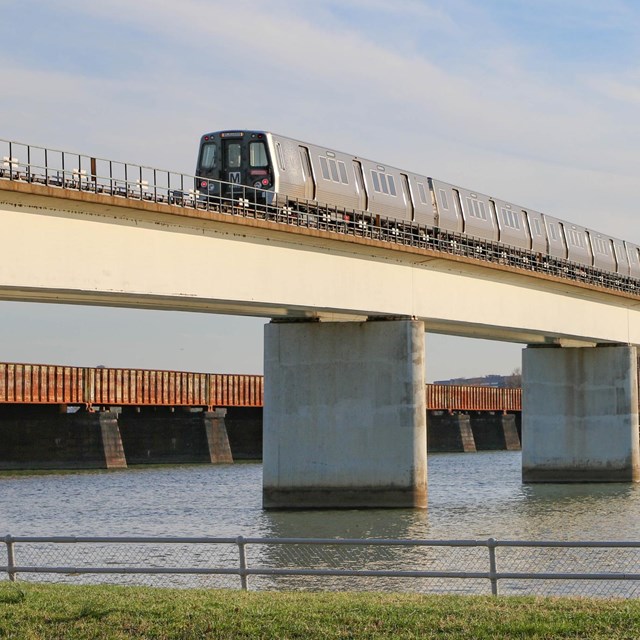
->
[3,535,640,598]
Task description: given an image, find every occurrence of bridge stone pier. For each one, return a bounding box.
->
[522,344,640,482]
[263,319,427,509]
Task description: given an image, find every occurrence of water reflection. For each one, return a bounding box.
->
[0,452,639,542]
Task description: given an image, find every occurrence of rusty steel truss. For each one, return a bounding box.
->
[0,362,520,412]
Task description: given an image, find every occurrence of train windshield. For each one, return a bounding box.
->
[250,142,268,168]
[200,143,217,171]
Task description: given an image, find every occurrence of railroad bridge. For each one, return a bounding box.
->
[0,363,523,468]
[1,140,639,507]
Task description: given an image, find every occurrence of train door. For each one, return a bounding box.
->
[353,161,368,211]
[298,146,315,200]
[400,174,414,221]
[221,138,245,188]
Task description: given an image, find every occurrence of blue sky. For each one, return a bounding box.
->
[1,0,639,380]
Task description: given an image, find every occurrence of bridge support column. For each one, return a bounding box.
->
[470,412,520,451]
[522,344,639,482]
[203,409,233,464]
[119,407,232,465]
[0,407,126,470]
[427,412,476,452]
[263,319,427,508]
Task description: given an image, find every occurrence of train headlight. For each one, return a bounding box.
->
[253,180,263,188]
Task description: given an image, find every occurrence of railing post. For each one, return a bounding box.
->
[5,535,17,582]
[236,535,248,591]
[487,538,498,596]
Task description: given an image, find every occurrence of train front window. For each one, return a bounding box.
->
[227,143,242,168]
[200,143,217,170]
[250,142,268,168]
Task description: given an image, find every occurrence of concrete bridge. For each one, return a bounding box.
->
[1,140,639,507]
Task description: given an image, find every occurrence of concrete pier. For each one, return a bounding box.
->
[203,409,233,464]
[522,344,640,482]
[263,319,427,509]
[427,412,476,452]
[470,412,520,451]
[119,407,233,465]
[225,407,263,459]
[0,406,126,469]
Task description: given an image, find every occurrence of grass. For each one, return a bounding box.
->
[1,582,640,639]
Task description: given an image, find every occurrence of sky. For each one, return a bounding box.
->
[1,0,639,381]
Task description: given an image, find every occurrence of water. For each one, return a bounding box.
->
[2,451,640,597]
[2,451,639,541]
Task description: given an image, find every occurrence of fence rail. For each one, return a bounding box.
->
[2,534,640,598]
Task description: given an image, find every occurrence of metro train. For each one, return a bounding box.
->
[195,130,640,280]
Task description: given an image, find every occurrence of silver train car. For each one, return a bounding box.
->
[195,130,640,279]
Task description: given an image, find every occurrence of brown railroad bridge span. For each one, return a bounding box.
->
[0,363,522,470]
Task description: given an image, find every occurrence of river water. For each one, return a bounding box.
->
[2,451,639,540]
[2,452,639,597]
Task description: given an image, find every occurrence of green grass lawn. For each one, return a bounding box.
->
[1,582,640,639]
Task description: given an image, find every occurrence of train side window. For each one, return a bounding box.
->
[439,189,449,210]
[371,170,380,192]
[548,223,558,242]
[532,218,542,236]
[370,170,396,196]
[593,237,607,255]
[418,183,428,205]
[467,197,487,220]
[387,175,397,196]
[338,161,348,184]
[328,158,339,182]
[501,208,520,230]
[319,156,330,180]
[250,142,268,168]
[568,229,585,249]
[379,173,389,194]
[275,142,286,171]
[467,198,476,218]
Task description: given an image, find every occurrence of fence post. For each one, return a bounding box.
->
[236,535,248,591]
[487,538,498,596]
[5,535,17,582]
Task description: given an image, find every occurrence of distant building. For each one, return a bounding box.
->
[433,374,518,387]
